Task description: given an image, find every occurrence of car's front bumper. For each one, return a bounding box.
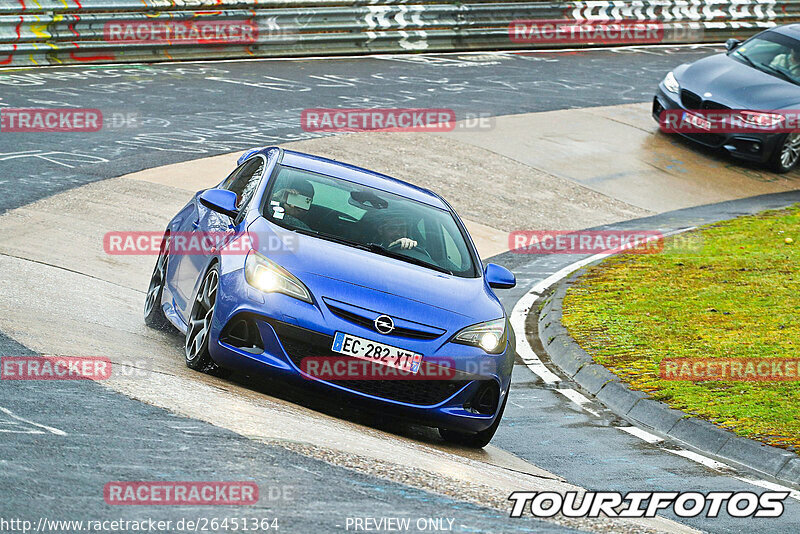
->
[653,83,783,164]
[207,268,513,434]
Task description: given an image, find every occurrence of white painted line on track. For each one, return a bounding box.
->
[620,426,664,444]
[667,449,730,471]
[734,477,800,502]
[0,406,66,436]
[556,388,600,417]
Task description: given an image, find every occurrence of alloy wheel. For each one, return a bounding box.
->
[185,268,218,364]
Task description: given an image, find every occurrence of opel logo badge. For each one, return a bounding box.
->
[374,315,394,334]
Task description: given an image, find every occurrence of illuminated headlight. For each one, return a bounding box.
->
[453,318,507,354]
[244,250,312,303]
[663,71,680,94]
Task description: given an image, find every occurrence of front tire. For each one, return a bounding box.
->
[185,265,230,378]
[768,132,800,173]
[144,237,171,329]
[439,392,508,448]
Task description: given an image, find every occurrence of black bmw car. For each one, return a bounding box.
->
[654,25,800,172]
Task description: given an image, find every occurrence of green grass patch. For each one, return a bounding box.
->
[561,205,800,451]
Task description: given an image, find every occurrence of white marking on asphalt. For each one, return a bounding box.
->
[734,477,800,502]
[556,388,600,417]
[510,288,560,385]
[667,449,730,471]
[619,426,663,444]
[0,406,66,436]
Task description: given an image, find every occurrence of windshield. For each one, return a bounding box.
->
[262,165,478,277]
[732,31,800,85]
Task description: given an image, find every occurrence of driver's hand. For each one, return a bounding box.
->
[389,237,418,249]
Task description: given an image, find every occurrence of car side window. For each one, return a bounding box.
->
[222,157,265,210]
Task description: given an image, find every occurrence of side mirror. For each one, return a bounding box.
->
[199,189,239,219]
[484,263,516,289]
[725,39,741,52]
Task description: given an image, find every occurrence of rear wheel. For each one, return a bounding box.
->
[768,132,800,173]
[144,237,171,329]
[185,265,230,378]
[439,392,508,448]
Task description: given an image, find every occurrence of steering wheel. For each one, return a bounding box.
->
[387,241,433,262]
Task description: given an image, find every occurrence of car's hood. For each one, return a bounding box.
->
[678,53,800,109]
[248,218,502,327]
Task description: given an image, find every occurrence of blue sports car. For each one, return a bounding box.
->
[144,147,517,447]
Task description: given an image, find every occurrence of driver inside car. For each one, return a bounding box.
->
[769,46,800,73]
[269,179,315,231]
[376,212,419,250]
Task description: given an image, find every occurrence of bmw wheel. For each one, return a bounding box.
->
[144,236,171,329]
[185,264,230,377]
[769,132,800,173]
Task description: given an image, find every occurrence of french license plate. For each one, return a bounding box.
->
[332,332,422,374]
[683,111,712,131]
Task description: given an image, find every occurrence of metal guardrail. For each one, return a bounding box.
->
[0,0,796,66]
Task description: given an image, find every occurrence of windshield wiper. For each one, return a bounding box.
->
[291,227,374,251]
[736,51,799,85]
[757,62,798,85]
[364,243,454,276]
[734,50,758,69]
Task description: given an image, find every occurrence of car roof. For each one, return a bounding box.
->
[270,149,449,210]
[768,24,800,39]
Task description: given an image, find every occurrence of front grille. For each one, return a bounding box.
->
[701,100,729,111]
[681,89,702,110]
[270,320,470,406]
[681,90,729,112]
[327,304,442,340]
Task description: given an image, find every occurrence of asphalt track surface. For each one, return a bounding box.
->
[1,46,799,533]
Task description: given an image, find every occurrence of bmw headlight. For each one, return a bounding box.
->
[453,318,507,354]
[663,71,680,94]
[245,250,312,303]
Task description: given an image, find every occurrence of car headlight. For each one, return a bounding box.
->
[244,250,312,303]
[663,71,680,94]
[736,110,785,128]
[453,318,507,354]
